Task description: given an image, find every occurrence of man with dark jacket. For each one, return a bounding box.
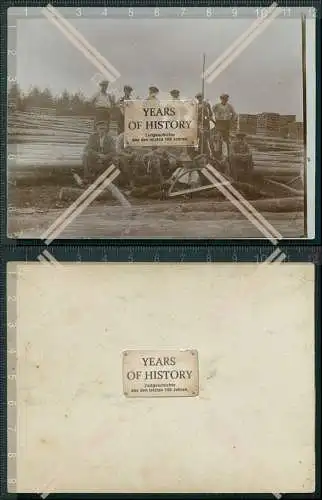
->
[213,93,236,144]
[82,120,116,182]
[116,85,133,134]
[195,93,214,155]
[229,132,254,181]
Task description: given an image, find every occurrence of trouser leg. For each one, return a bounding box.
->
[150,158,164,185]
[83,156,112,183]
[118,157,134,187]
[229,157,239,181]
[95,108,111,129]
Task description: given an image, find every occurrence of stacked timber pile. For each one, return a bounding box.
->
[8,112,304,208]
[8,112,94,143]
[8,112,119,143]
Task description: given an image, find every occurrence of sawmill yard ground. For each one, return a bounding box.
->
[8,183,304,239]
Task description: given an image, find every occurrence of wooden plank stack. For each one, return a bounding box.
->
[8,112,305,203]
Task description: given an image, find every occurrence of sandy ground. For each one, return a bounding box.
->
[8,186,304,239]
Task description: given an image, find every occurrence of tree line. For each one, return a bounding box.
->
[8,82,113,116]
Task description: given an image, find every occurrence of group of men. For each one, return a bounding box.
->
[82,80,254,192]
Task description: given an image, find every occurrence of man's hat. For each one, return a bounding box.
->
[220,93,229,98]
[236,131,246,137]
[124,85,133,92]
[170,89,180,96]
[149,85,159,93]
[99,80,109,86]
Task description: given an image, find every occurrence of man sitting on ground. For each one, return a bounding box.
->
[229,132,254,182]
[116,134,165,191]
[82,120,116,183]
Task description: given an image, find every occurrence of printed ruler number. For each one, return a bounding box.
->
[206,8,214,17]
[232,8,238,17]
[180,7,186,16]
[76,8,82,16]
[154,8,160,17]
[129,8,134,17]
[256,7,270,18]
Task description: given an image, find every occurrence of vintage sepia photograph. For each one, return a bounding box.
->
[7,6,316,239]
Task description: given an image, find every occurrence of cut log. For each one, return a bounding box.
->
[254,166,300,176]
[263,179,304,196]
[185,197,304,213]
[59,184,131,208]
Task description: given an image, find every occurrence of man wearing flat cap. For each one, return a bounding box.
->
[170,89,180,100]
[213,93,236,145]
[116,84,134,135]
[229,131,253,181]
[82,120,116,183]
[92,80,114,129]
[144,86,160,105]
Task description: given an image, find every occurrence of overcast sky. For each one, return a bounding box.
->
[15,13,305,119]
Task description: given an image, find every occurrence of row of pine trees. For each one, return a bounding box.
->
[8,82,113,116]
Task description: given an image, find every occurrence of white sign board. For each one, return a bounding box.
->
[124,99,198,147]
[123,349,199,397]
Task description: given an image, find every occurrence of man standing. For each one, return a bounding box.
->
[229,132,253,182]
[92,80,114,128]
[195,92,214,155]
[117,85,133,135]
[144,86,160,105]
[169,89,180,100]
[213,93,236,144]
[82,120,116,182]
